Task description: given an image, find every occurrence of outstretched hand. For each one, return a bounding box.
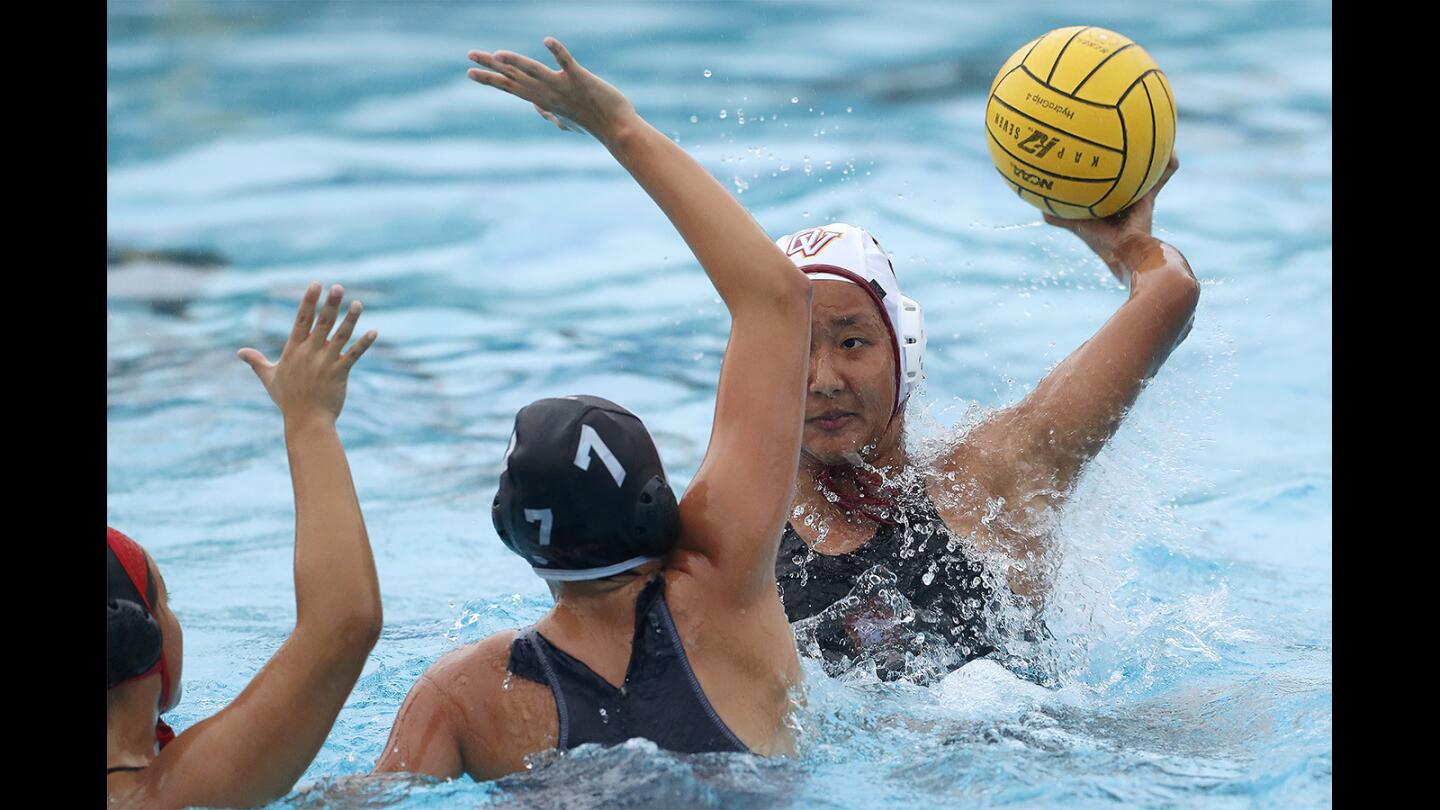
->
[238,283,377,424]
[1044,153,1179,282]
[466,37,636,146]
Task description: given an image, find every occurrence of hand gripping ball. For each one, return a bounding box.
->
[986,26,1176,219]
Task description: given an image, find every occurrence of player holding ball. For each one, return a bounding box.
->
[773,26,1198,681]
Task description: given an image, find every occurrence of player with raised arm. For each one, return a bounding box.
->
[374,38,812,780]
[108,284,383,808]
[773,156,1197,680]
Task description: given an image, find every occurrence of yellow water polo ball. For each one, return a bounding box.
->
[985,26,1176,219]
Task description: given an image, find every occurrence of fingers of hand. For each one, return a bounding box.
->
[496,49,556,82]
[1154,154,1179,192]
[543,37,578,72]
[342,330,379,365]
[288,282,322,346]
[310,284,345,343]
[533,103,567,130]
[236,348,274,381]
[1043,213,1079,231]
[1104,205,1137,227]
[488,51,534,85]
[470,49,531,89]
[467,67,520,95]
[467,52,523,95]
[329,300,363,352]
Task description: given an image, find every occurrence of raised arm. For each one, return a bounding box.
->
[467,39,811,600]
[141,284,383,809]
[947,156,1198,590]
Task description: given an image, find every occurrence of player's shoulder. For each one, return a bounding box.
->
[426,628,518,677]
[928,406,1029,482]
[420,629,519,699]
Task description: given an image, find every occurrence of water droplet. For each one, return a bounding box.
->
[719,109,728,119]
[502,672,514,691]
[791,96,799,104]
[702,69,712,78]
[599,707,610,723]
[846,106,853,113]
[689,115,698,124]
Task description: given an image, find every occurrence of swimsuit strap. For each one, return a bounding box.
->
[504,576,749,754]
[107,765,146,775]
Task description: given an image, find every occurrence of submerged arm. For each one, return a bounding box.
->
[466,39,812,600]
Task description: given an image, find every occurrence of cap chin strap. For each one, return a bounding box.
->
[157,653,173,714]
[532,555,662,582]
[810,395,908,528]
[155,719,175,750]
[816,465,901,527]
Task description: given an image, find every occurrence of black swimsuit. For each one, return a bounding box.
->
[507,576,749,754]
[775,485,998,681]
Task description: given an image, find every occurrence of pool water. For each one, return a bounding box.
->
[107,1,1331,807]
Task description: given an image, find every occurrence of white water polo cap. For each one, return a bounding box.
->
[776,223,926,414]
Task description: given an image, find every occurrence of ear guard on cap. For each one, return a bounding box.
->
[108,599,163,690]
[491,493,509,545]
[631,474,679,543]
[897,293,926,399]
[492,474,679,576]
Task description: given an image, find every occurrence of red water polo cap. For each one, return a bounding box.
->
[107,526,175,746]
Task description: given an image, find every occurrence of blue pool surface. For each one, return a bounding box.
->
[107,1,1331,807]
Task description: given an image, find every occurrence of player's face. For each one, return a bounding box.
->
[803,281,897,465]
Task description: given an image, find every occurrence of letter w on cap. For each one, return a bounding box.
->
[784,227,844,258]
[574,425,626,487]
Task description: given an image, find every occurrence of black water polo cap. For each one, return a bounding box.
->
[492,395,679,580]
